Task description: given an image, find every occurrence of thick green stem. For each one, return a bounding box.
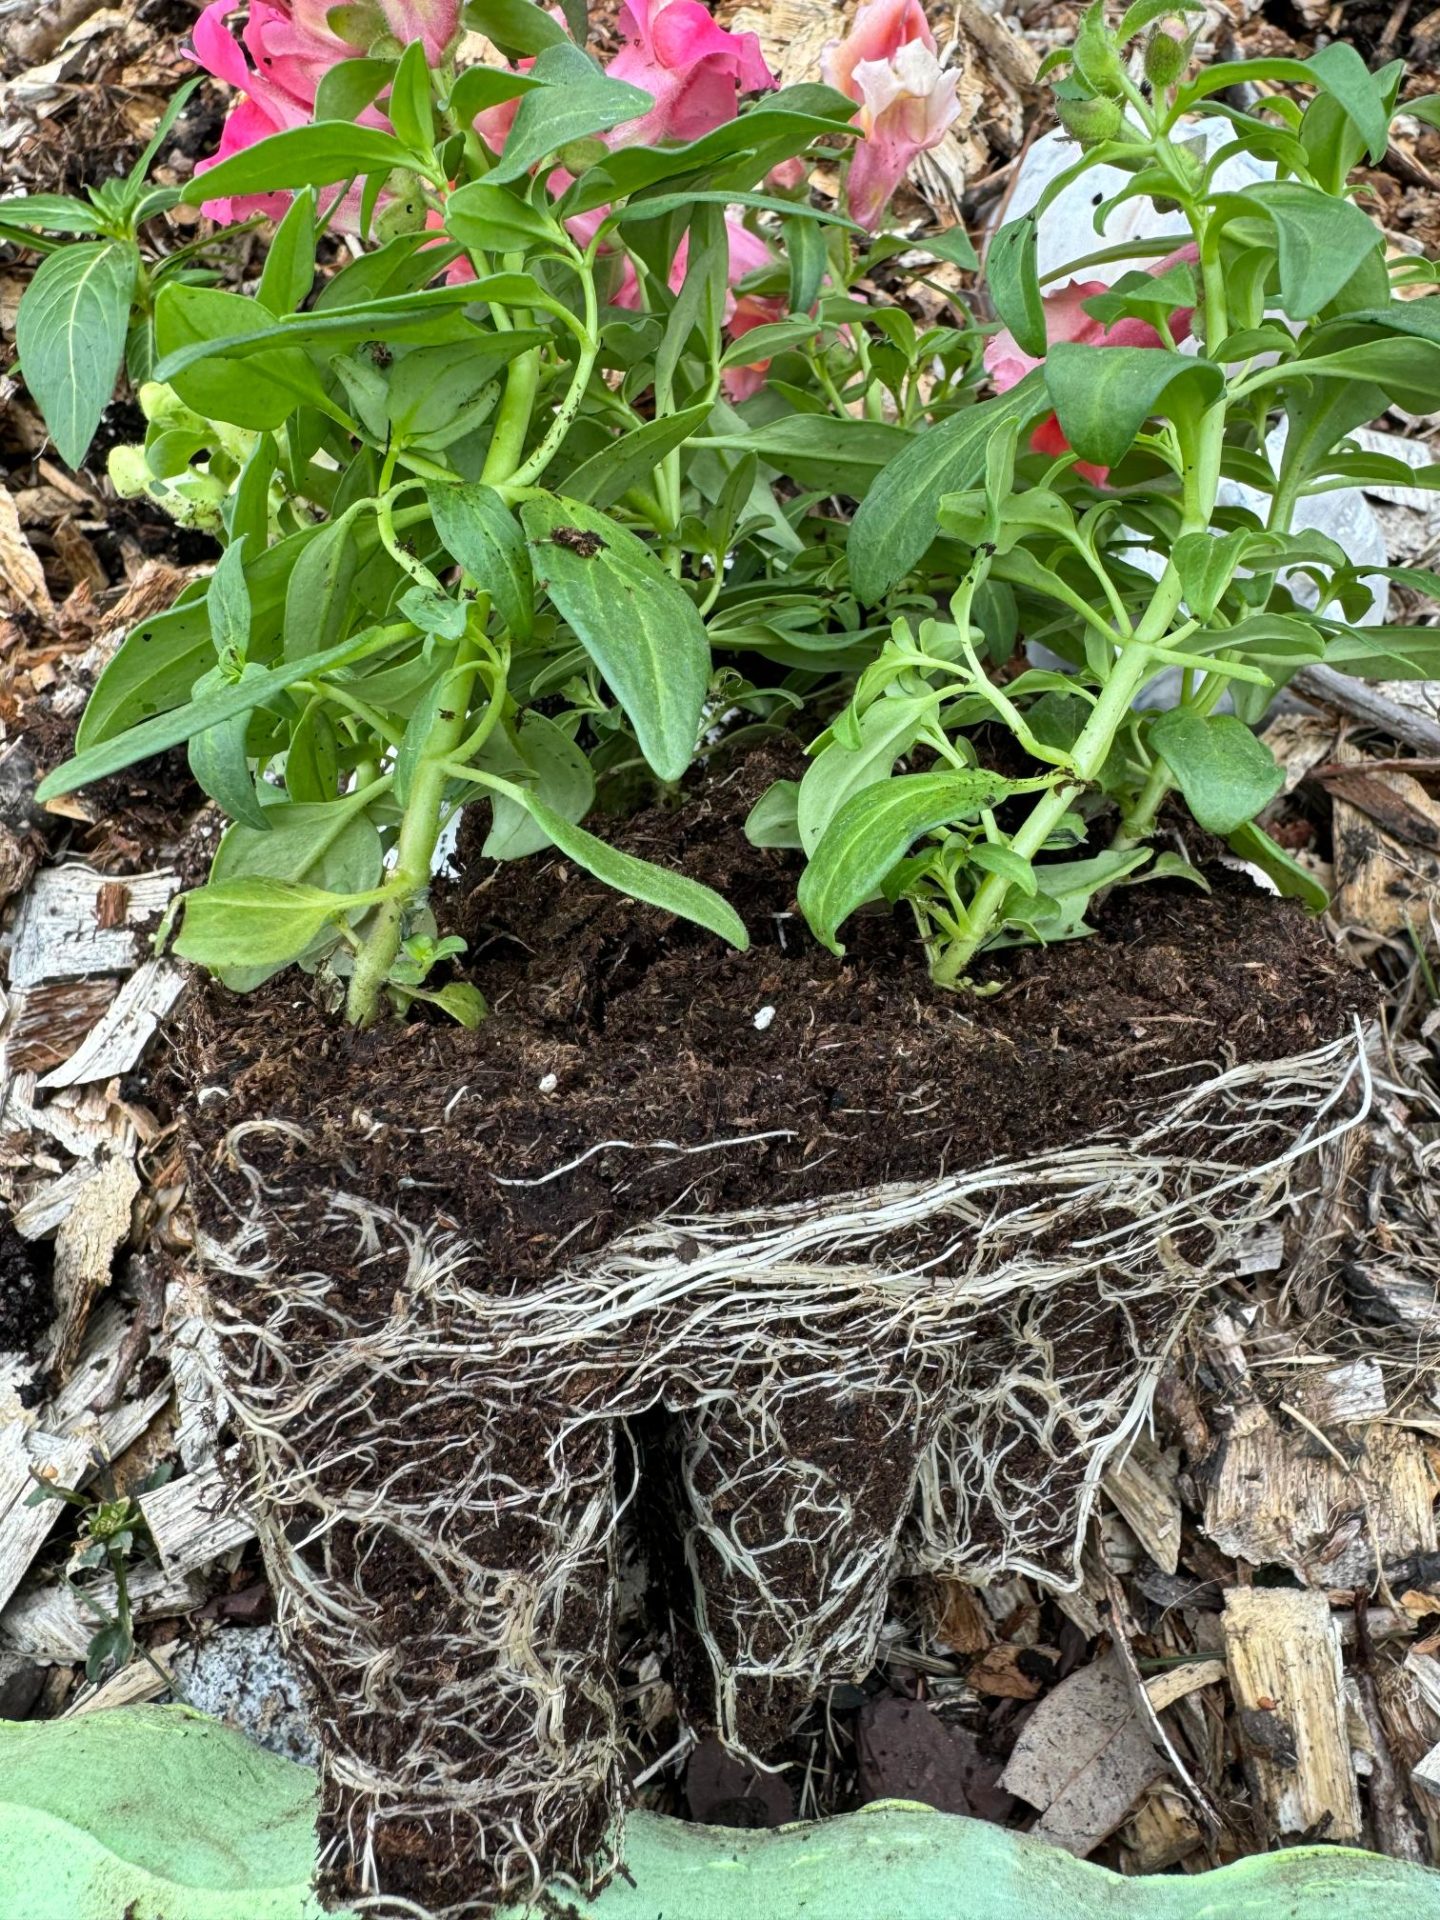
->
[345,620,487,1027]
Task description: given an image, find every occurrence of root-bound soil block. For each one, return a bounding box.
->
[173,754,1374,1915]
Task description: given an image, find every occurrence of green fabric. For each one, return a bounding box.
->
[0,1704,340,1920]
[4,1706,1440,1920]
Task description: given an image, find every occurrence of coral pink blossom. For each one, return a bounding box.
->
[983,245,1200,484]
[607,0,775,146]
[190,2,338,221]
[191,1,461,222]
[822,0,960,231]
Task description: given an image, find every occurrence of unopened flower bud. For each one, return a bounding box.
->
[1144,23,1188,90]
[1073,16,1125,97]
[1059,92,1124,146]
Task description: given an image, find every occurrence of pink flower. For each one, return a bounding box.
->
[289,0,460,63]
[191,2,339,221]
[822,0,960,231]
[983,246,1200,484]
[606,0,775,146]
[190,1,461,222]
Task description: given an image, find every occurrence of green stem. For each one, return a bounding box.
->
[345,615,487,1027]
[504,262,600,493]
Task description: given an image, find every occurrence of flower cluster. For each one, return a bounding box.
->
[190,0,962,248]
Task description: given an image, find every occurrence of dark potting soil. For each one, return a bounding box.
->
[181,744,1371,1276]
[0,1227,55,1373]
[173,744,1373,1905]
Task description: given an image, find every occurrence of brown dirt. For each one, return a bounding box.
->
[180,743,1372,1281]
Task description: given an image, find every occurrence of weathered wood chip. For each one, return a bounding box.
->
[1222,1586,1361,1843]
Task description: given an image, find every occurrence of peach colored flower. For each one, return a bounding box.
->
[822,0,960,230]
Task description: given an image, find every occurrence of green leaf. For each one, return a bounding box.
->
[284,506,365,661]
[463,0,571,59]
[520,495,709,782]
[256,190,318,318]
[444,180,566,255]
[483,713,595,858]
[485,44,651,185]
[1079,261,1196,330]
[701,415,909,494]
[179,123,412,204]
[1232,182,1383,321]
[447,64,545,125]
[564,405,712,509]
[1319,623,1440,680]
[968,842,1037,894]
[37,622,396,801]
[207,538,253,662]
[847,375,1048,603]
[427,481,534,640]
[16,241,139,467]
[174,877,388,971]
[987,215,1046,359]
[1306,40,1390,164]
[565,100,856,212]
[744,778,802,850]
[1173,529,1248,620]
[425,981,488,1028]
[387,40,435,155]
[1117,0,1203,38]
[187,664,271,832]
[1148,709,1284,835]
[798,770,1033,955]
[154,284,331,432]
[0,194,102,233]
[1043,346,1222,470]
[797,691,936,855]
[505,788,749,948]
[314,56,396,124]
[1227,819,1328,911]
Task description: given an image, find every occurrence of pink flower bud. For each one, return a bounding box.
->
[822,0,961,231]
[606,0,776,147]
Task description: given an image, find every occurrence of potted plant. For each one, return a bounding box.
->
[19,0,1440,1909]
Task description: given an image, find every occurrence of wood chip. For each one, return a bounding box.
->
[0,1563,205,1663]
[1001,1653,1167,1855]
[36,959,186,1090]
[1222,1586,1361,1843]
[0,1303,170,1617]
[1204,1405,1437,1587]
[1142,1658,1227,1714]
[7,865,178,988]
[62,1637,178,1715]
[1104,1439,1182,1576]
[138,1454,254,1580]
[0,484,55,624]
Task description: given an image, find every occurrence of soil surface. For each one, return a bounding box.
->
[180,744,1373,1280]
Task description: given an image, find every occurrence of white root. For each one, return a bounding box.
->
[191,1024,1374,1916]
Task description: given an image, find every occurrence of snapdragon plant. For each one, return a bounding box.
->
[30,1,907,1027]
[765,2,1440,982]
